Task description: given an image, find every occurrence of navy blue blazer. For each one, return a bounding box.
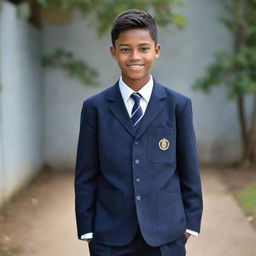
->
[75,79,203,247]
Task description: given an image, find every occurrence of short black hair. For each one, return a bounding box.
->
[111,9,158,46]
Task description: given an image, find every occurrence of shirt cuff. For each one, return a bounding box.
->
[185,229,199,237]
[81,232,93,240]
[81,230,198,239]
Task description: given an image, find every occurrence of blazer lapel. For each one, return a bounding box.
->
[106,82,136,137]
[136,80,167,139]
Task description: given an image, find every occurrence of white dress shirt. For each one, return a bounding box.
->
[119,75,154,117]
[81,75,198,239]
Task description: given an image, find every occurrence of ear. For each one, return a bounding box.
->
[155,44,160,59]
[110,46,117,60]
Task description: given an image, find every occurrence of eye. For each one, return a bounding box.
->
[140,47,150,52]
[120,48,130,52]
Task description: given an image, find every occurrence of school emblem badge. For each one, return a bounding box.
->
[159,138,170,151]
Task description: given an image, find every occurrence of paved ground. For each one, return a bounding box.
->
[0,168,255,256]
[187,169,256,256]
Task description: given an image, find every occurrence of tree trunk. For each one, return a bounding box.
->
[239,94,256,165]
[233,0,253,165]
[237,96,248,161]
[246,95,256,162]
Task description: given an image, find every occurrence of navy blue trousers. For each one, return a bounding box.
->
[88,228,187,256]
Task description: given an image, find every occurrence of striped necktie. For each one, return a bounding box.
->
[130,92,143,128]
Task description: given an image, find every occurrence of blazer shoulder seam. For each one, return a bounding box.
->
[177,98,191,120]
[82,101,97,130]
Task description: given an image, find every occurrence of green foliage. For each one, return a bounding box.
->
[42,48,98,85]
[35,0,186,86]
[239,185,256,214]
[194,0,256,99]
[195,48,256,99]
[31,0,186,34]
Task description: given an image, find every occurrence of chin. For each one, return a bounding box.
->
[126,73,148,81]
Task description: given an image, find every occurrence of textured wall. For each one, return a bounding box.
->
[43,0,241,169]
[0,2,44,205]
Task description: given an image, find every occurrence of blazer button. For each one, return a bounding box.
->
[136,178,140,182]
[134,141,139,145]
[135,159,140,164]
[136,196,141,200]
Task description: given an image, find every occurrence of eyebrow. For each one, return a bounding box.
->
[118,43,152,47]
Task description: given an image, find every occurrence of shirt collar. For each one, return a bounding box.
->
[119,75,154,104]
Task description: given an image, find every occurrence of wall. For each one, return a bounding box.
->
[0,0,244,206]
[0,1,44,205]
[43,0,242,168]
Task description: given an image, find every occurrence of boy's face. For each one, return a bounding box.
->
[110,29,160,90]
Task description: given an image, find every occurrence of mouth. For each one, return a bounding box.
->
[126,64,144,70]
[127,64,144,67]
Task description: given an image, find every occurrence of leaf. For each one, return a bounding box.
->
[33,0,186,34]
[32,0,48,8]
[42,48,98,86]
[171,14,186,29]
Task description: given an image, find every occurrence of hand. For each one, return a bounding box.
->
[184,232,191,240]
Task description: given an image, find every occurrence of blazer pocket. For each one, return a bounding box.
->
[157,191,186,230]
[148,127,176,164]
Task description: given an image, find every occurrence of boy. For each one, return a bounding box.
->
[75,9,203,256]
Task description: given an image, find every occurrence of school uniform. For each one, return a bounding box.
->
[75,76,203,256]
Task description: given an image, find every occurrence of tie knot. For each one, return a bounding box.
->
[131,92,141,104]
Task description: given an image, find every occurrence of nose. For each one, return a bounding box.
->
[130,49,141,61]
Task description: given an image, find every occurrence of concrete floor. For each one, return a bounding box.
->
[0,169,255,256]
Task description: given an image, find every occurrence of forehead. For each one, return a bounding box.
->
[116,29,154,46]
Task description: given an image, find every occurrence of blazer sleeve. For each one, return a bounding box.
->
[74,101,99,239]
[176,98,203,233]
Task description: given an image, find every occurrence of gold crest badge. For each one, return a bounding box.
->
[159,138,170,151]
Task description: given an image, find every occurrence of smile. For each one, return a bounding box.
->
[127,64,144,67]
[127,64,144,70]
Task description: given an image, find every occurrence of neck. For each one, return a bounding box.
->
[122,73,151,91]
